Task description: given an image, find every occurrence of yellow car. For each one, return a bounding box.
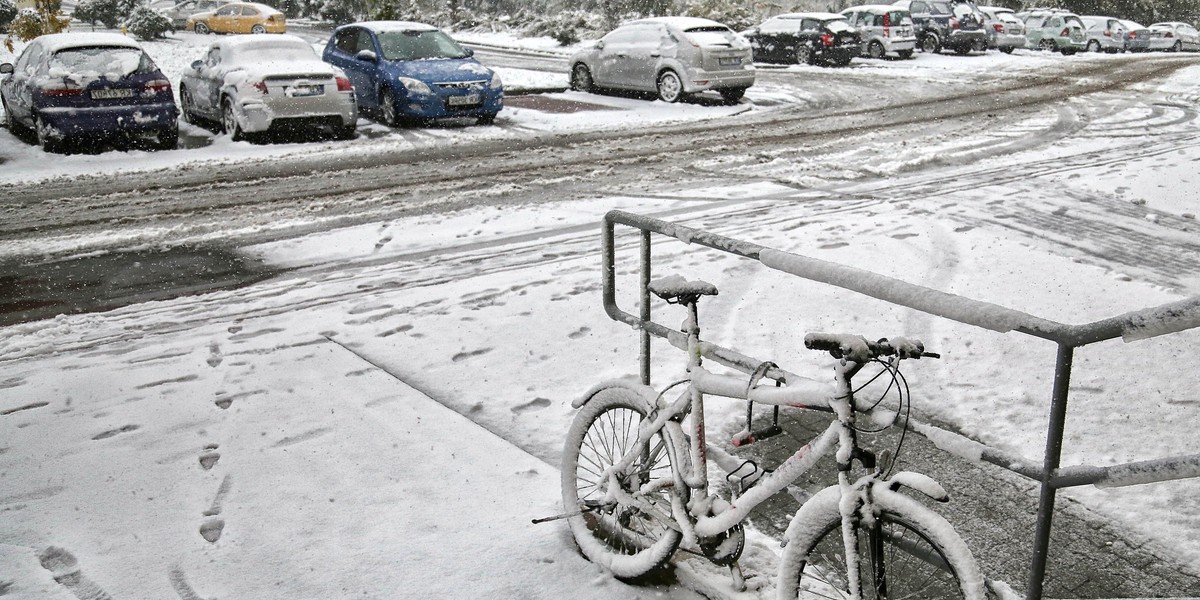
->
[188,2,286,34]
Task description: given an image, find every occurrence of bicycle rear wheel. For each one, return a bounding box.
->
[561,386,684,578]
[778,486,986,600]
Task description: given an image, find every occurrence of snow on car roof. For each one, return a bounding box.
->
[34,32,143,53]
[211,33,309,50]
[844,5,909,13]
[628,16,728,30]
[353,20,440,33]
[772,12,848,20]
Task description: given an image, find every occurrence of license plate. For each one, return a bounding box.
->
[290,84,324,97]
[91,88,133,99]
[448,94,480,106]
[718,57,742,66]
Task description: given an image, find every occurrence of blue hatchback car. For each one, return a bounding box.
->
[0,33,179,152]
[323,21,503,127]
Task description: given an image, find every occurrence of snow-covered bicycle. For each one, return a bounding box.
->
[560,274,987,599]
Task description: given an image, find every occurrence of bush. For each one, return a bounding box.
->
[74,0,137,28]
[126,5,172,39]
[318,0,360,25]
[683,0,755,31]
[523,10,603,46]
[3,0,69,50]
[0,0,18,33]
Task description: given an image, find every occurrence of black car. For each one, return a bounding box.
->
[743,12,862,66]
[893,0,988,54]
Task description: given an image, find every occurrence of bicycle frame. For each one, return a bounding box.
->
[598,292,920,598]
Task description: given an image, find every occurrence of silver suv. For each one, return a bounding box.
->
[568,17,755,104]
[841,5,918,59]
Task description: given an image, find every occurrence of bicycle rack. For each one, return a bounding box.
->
[601,209,1200,600]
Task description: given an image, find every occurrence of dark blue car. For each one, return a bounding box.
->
[0,33,179,152]
[323,21,503,127]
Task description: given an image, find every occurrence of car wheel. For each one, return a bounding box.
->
[251,24,266,34]
[1172,40,1183,52]
[656,70,683,103]
[194,21,210,34]
[897,49,914,59]
[1087,40,1100,52]
[570,63,593,93]
[34,116,63,153]
[867,41,885,59]
[795,45,813,65]
[921,33,941,54]
[379,87,401,127]
[155,124,179,150]
[719,87,746,105]
[1038,39,1056,52]
[221,98,244,142]
[180,86,199,125]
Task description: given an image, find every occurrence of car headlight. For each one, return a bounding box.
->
[397,77,431,94]
[489,71,502,89]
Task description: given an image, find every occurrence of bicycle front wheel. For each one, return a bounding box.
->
[561,386,684,578]
[778,486,986,600]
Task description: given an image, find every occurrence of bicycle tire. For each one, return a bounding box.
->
[777,485,986,600]
[561,386,685,578]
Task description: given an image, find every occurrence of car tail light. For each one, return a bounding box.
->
[993,22,1005,33]
[883,12,890,36]
[144,79,171,93]
[335,76,353,92]
[1164,31,1174,38]
[1103,29,1112,37]
[1060,27,1070,36]
[252,81,269,94]
[950,16,960,29]
[820,33,834,46]
[41,87,82,97]
[1129,31,1137,38]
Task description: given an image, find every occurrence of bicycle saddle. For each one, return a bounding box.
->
[647,275,719,303]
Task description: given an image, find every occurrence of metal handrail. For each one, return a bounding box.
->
[600,209,1200,600]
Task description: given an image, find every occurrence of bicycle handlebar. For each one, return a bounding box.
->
[804,333,939,362]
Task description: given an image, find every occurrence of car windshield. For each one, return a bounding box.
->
[229,41,316,64]
[45,46,153,78]
[930,2,951,14]
[377,30,468,61]
[682,25,737,46]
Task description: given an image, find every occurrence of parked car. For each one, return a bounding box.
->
[1021,9,1087,55]
[978,6,1026,53]
[156,0,223,28]
[1080,16,1126,53]
[1149,22,1200,52]
[744,13,861,66]
[569,17,754,103]
[893,0,988,55]
[179,34,356,141]
[841,5,917,59]
[0,32,178,152]
[324,21,503,125]
[187,1,285,35]
[1121,20,1152,52]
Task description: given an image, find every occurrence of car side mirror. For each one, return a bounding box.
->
[0,63,13,75]
[356,49,378,62]
[463,47,474,57]
[190,60,202,71]
[595,40,605,50]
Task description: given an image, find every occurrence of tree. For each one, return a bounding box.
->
[4,0,69,51]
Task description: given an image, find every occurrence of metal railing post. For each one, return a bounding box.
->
[640,230,652,386]
[1027,343,1075,600]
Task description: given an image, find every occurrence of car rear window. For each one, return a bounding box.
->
[45,47,153,78]
[682,26,738,46]
[930,2,951,14]
[824,19,854,33]
[230,41,316,64]
[377,30,469,61]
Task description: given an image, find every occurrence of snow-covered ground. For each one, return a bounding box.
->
[3,26,1200,600]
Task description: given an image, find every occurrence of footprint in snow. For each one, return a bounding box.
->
[199,445,220,470]
[39,546,114,600]
[207,342,223,368]
[511,398,552,414]
[92,424,139,440]
[199,517,225,543]
[567,327,590,340]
